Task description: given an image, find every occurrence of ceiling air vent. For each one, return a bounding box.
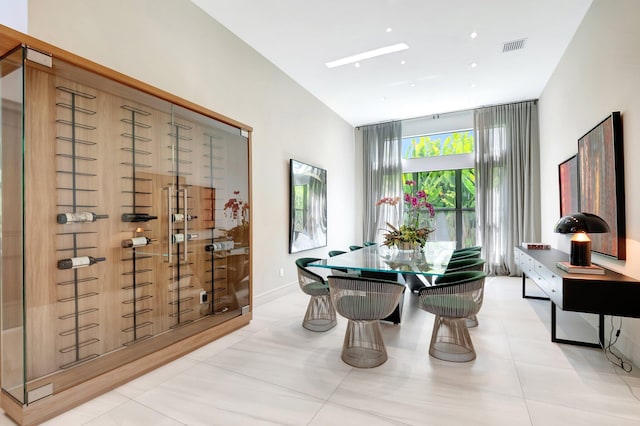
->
[502,38,527,53]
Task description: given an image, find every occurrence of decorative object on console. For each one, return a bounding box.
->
[554,212,610,267]
[521,242,551,250]
[577,111,625,259]
[556,261,605,275]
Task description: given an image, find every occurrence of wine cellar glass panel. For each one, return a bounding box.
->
[0,34,251,423]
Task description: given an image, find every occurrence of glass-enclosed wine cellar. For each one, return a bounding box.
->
[0,26,251,425]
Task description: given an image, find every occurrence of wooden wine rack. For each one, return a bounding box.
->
[54,85,102,370]
[119,104,155,344]
[0,25,252,426]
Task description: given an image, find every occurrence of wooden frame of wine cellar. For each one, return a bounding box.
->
[0,24,252,425]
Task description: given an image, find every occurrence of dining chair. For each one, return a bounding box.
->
[337,246,404,323]
[419,270,487,362]
[435,258,486,327]
[440,257,485,274]
[359,270,405,324]
[328,275,405,368]
[449,250,481,261]
[327,250,355,275]
[454,245,482,253]
[295,257,337,332]
[450,246,481,258]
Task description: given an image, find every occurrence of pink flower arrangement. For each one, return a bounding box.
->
[403,180,435,227]
[376,196,400,207]
[224,190,249,224]
[376,180,435,248]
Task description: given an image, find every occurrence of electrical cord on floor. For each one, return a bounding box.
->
[600,316,640,403]
[600,315,632,373]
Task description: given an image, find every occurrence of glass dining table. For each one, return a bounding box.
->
[308,242,456,277]
[308,242,455,324]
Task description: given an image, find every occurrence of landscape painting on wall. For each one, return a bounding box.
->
[577,111,625,259]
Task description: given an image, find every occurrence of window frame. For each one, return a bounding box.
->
[401,129,476,249]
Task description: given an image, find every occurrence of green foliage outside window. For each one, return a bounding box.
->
[401,130,476,247]
[402,131,475,209]
[402,169,475,209]
[403,131,474,159]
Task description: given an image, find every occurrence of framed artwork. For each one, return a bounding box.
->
[289,159,327,253]
[577,111,625,259]
[558,155,578,217]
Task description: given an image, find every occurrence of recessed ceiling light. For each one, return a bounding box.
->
[400,60,406,65]
[355,62,361,68]
[470,62,477,68]
[386,27,392,33]
[325,43,409,68]
[470,31,478,39]
[471,83,476,88]
[410,83,416,87]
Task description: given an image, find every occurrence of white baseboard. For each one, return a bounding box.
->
[254,281,297,305]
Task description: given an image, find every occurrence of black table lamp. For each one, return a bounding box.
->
[554,212,610,266]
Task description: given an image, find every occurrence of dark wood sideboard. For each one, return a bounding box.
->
[514,246,640,347]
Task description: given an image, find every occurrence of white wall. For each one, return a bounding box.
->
[539,0,640,364]
[402,110,474,138]
[26,0,358,301]
[0,0,27,32]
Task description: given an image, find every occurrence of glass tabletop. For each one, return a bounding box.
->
[309,242,455,275]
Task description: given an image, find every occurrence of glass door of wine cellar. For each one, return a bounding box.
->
[0,45,251,407]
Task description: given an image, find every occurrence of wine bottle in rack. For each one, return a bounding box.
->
[171,233,199,244]
[205,241,234,252]
[171,213,198,222]
[121,213,158,222]
[121,237,153,248]
[57,211,109,224]
[57,256,106,270]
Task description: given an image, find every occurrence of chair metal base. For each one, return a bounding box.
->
[303,294,337,332]
[429,316,476,362]
[341,320,387,368]
[466,314,478,328]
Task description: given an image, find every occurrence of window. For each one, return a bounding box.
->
[402,130,474,159]
[401,129,476,248]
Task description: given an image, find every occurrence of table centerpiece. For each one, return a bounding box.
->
[377,180,435,251]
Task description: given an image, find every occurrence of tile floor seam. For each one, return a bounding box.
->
[311,400,414,426]
[504,291,543,426]
[524,395,640,424]
[87,398,188,426]
[183,360,332,404]
[316,368,416,426]
[509,344,535,426]
[603,361,640,408]
[76,398,132,425]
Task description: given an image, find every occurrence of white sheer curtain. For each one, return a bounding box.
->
[362,121,403,244]
[474,101,540,275]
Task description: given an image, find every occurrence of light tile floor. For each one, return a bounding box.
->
[4,277,640,425]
